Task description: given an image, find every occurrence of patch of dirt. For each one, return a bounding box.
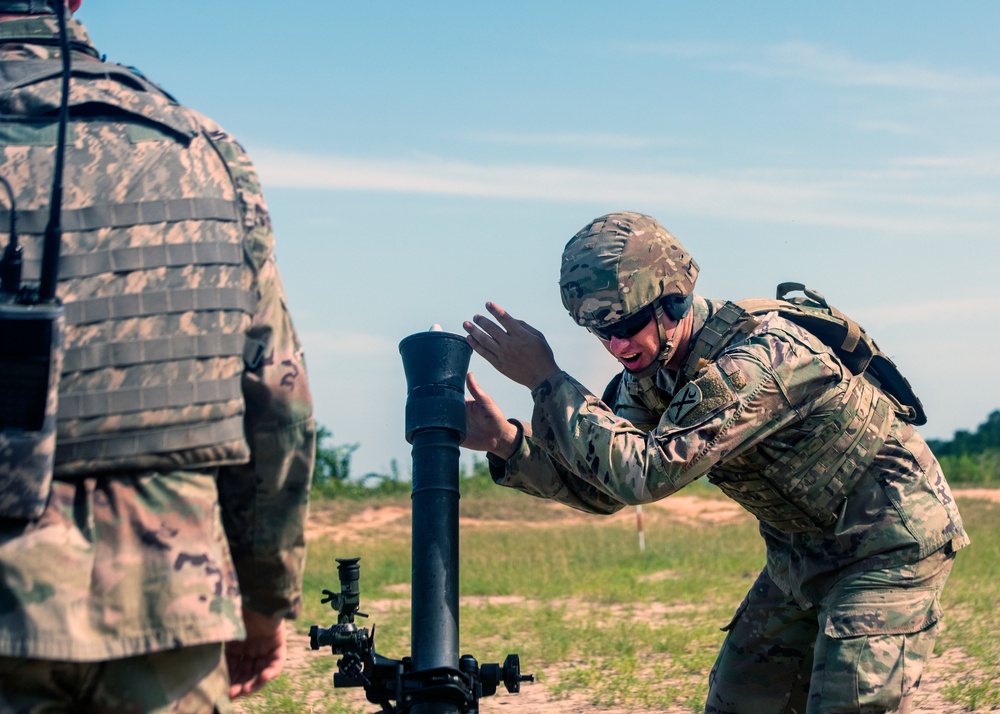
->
[955,488,1000,503]
[474,668,694,714]
[307,491,752,543]
[307,504,409,543]
[642,494,749,525]
[910,647,986,714]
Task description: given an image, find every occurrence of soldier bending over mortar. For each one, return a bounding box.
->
[461,211,967,714]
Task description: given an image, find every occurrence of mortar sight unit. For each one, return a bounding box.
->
[310,328,532,713]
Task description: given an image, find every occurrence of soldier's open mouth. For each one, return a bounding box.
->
[620,353,643,368]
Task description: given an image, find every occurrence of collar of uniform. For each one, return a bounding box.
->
[617,295,718,401]
[687,294,713,339]
[0,14,98,57]
[648,293,715,393]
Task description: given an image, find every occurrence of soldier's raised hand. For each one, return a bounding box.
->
[463,302,560,390]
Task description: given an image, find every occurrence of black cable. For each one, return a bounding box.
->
[37,0,71,302]
[0,176,21,294]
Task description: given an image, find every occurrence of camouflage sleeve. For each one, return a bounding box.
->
[491,420,625,515]
[529,326,839,506]
[201,116,316,620]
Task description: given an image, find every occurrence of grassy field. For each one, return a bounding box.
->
[236,481,1000,713]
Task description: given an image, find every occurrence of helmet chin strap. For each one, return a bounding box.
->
[624,303,675,380]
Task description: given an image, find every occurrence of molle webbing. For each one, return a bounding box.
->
[775,376,892,529]
[686,299,897,533]
[0,54,254,476]
[65,287,254,325]
[63,333,246,372]
[56,416,246,464]
[50,226,251,474]
[52,231,252,326]
[53,238,249,407]
[58,375,243,420]
[50,239,243,278]
[626,374,673,417]
[711,376,893,533]
[0,198,238,236]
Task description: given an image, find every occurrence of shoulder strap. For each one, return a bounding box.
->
[0,58,148,94]
[776,282,862,352]
[679,302,759,387]
[0,58,197,142]
[740,283,927,426]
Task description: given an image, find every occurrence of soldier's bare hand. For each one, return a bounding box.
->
[463,302,560,390]
[226,610,286,699]
[463,372,520,459]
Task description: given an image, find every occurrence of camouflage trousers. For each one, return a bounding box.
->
[706,545,955,714]
[0,643,231,714]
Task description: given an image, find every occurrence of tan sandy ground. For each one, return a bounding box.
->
[238,489,998,713]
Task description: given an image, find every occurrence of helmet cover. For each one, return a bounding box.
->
[560,212,699,328]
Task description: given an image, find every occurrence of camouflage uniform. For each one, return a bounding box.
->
[0,13,314,711]
[491,289,968,711]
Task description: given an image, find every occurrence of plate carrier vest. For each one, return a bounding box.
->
[0,57,254,483]
[606,284,925,534]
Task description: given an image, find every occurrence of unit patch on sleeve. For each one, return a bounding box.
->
[666,364,738,426]
[666,382,703,424]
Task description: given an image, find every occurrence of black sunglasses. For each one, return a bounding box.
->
[590,305,654,341]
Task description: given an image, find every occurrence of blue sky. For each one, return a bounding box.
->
[77,2,999,477]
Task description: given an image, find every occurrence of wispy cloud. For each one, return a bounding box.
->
[462,131,680,150]
[626,40,1000,93]
[254,148,1000,236]
[893,154,1000,178]
[726,41,1000,91]
[299,330,397,357]
[852,294,1000,326]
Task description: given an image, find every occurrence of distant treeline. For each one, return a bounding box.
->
[310,425,495,500]
[311,425,407,499]
[310,409,1000,496]
[927,410,1000,485]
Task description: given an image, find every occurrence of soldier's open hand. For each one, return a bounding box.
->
[463,372,520,459]
[463,302,560,390]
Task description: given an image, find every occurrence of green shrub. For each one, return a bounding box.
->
[938,451,1000,486]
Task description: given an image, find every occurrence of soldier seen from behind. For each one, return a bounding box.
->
[461,211,967,714]
[0,1,315,710]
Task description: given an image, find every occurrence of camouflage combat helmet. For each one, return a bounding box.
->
[560,211,699,329]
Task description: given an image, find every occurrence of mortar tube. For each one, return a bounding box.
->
[399,330,471,714]
[410,427,461,689]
